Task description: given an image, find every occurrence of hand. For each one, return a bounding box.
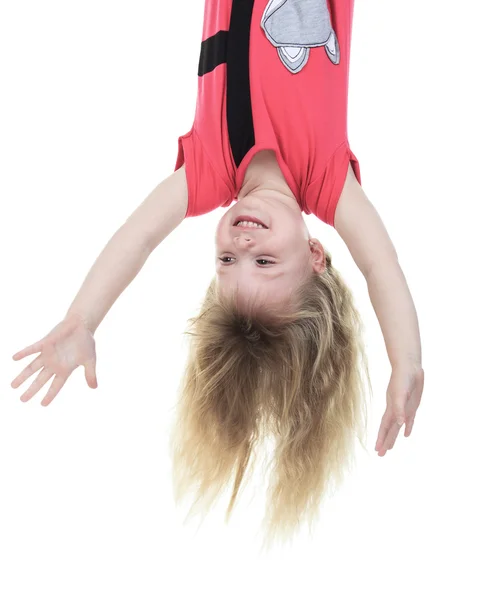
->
[11,313,98,407]
[375,364,424,457]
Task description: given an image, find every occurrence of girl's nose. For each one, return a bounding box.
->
[234,234,254,247]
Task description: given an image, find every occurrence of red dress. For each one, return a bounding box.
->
[174,0,361,228]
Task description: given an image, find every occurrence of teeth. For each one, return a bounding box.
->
[235,220,265,228]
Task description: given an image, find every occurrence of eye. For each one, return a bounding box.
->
[218,256,276,265]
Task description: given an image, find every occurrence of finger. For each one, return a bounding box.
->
[404,417,415,438]
[12,319,78,362]
[84,359,98,388]
[20,368,54,402]
[388,412,406,449]
[11,356,44,389]
[40,375,67,407]
[375,411,393,451]
[377,396,406,454]
[378,421,402,456]
[12,341,44,361]
[388,423,403,449]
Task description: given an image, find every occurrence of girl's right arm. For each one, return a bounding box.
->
[64,165,188,334]
[11,166,189,406]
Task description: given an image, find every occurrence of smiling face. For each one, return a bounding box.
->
[214,191,326,311]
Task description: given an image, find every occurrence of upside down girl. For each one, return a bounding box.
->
[11,0,425,546]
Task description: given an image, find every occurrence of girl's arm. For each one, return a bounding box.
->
[335,165,424,455]
[65,166,188,334]
[334,165,422,369]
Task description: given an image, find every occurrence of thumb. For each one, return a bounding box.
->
[84,359,98,389]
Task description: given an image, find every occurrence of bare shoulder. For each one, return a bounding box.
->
[334,164,398,277]
[129,165,189,252]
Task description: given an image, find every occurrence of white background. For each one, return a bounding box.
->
[1,0,484,598]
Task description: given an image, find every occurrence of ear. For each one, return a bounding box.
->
[309,239,326,273]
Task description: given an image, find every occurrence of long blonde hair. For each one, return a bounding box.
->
[169,248,371,547]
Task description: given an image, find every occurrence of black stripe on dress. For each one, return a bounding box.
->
[226,0,255,167]
[198,30,228,77]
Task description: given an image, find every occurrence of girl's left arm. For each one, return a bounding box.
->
[334,165,424,456]
[334,165,422,368]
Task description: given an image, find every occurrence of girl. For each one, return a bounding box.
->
[11,0,424,545]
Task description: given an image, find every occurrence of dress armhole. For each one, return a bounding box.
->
[175,128,195,218]
[306,141,361,228]
[174,127,233,218]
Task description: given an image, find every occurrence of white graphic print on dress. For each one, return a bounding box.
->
[261,0,340,73]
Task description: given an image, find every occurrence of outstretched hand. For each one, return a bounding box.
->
[375,364,424,457]
[11,313,98,407]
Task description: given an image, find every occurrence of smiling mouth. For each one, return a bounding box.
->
[232,216,268,229]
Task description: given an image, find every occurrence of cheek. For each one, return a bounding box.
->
[279,231,307,253]
[214,217,226,244]
[282,236,312,271]
[215,208,235,238]
[214,225,225,249]
[214,226,230,255]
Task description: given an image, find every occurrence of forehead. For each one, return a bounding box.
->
[216,271,305,310]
